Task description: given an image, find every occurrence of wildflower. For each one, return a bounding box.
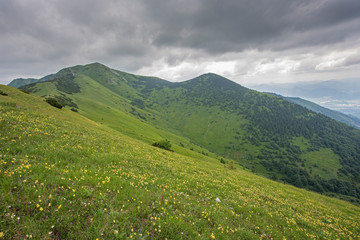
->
[0,232,3,238]
[40,207,43,211]
[114,230,118,235]
[211,233,215,239]
[58,204,62,210]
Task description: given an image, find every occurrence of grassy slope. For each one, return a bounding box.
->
[1,87,360,239]
[19,64,360,202]
[23,69,217,161]
[292,137,341,180]
[146,75,360,200]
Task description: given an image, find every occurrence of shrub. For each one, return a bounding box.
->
[152,139,172,151]
[45,97,63,109]
[20,89,30,94]
[220,158,226,164]
[0,90,8,96]
[228,160,236,170]
[53,95,78,108]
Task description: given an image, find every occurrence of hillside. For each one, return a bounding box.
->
[8,74,55,88]
[1,85,360,239]
[16,63,360,203]
[273,94,360,129]
[251,79,360,119]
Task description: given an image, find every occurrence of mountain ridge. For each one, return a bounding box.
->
[276,94,360,129]
[11,62,360,203]
[251,79,360,118]
[1,84,360,239]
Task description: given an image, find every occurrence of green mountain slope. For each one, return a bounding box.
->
[17,63,360,203]
[8,74,55,88]
[270,93,360,129]
[1,85,360,239]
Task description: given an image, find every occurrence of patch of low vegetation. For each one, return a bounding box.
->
[0,90,8,96]
[52,69,80,94]
[228,160,236,170]
[130,98,145,109]
[45,97,63,109]
[21,89,30,94]
[152,139,172,151]
[53,94,78,109]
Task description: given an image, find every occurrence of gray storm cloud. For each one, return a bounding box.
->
[1,0,360,84]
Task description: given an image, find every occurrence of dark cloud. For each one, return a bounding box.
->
[144,0,360,52]
[0,0,360,84]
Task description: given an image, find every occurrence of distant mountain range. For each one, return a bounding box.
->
[268,93,360,130]
[250,79,360,118]
[8,63,360,203]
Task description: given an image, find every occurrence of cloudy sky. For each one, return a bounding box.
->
[1,0,360,85]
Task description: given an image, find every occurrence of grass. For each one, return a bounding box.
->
[1,86,360,239]
[20,63,360,202]
[58,74,218,160]
[293,137,342,179]
[303,148,341,179]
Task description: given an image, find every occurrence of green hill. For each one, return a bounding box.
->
[8,74,55,88]
[17,63,360,204]
[2,84,360,239]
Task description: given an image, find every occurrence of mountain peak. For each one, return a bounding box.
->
[182,72,245,91]
[201,72,222,77]
[86,62,108,68]
[198,72,229,80]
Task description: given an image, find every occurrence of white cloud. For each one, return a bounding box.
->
[315,50,360,70]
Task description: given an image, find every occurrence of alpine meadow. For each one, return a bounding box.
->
[1,63,360,239]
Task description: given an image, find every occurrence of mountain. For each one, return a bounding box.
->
[2,84,360,239]
[8,74,55,88]
[14,63,360,203]
[250,79,360,118]
[269,93,360,129]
